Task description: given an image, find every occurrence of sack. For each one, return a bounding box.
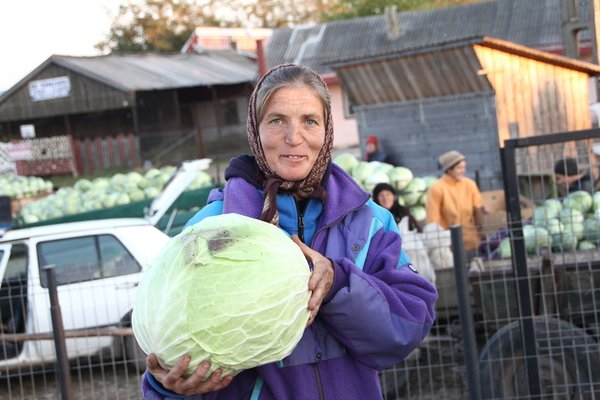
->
[421,223,451,250]
[420,223,454,270]
[398,217,436,285]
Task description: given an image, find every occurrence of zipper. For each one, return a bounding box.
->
[313,364,325,400]
[296,198,308,243]
[298,213,305,242]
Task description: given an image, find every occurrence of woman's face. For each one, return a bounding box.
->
[259,85,326,181]
[377,189,396,210]
[448,160,467,180]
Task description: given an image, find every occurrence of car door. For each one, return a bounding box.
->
[29,231,144,360]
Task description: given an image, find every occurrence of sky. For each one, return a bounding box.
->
[0,0,124,92]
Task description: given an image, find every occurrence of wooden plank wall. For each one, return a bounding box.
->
[0,64,133,121]
[355,93,502,190]
[474,45,593,174]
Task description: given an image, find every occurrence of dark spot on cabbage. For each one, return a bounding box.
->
[208,230,234,253]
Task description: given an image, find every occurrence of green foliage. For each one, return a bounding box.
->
[97,0,482,51]
[97,0,212,53]
[321,0,481,21]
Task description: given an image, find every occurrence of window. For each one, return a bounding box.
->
[342,90,356,118]
[218,100,239,126]
[2,244,27,282]
[37,235,141,287]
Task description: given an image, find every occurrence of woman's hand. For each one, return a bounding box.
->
[146,353,233,396]
[291,235,335,326]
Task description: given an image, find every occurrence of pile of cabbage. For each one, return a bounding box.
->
[0,172,53,199]
[132,213,311,377]
[18,165,213,224]
[333,152,435,222]
[496,191,600,258]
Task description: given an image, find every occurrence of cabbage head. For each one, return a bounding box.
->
[132,213,311,377]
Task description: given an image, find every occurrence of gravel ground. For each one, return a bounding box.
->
[0,338,467,400]
[0,364,143,400]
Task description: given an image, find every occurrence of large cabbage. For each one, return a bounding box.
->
[132,213,311,377]
[388,167,413,191]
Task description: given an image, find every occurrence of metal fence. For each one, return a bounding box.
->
[2,129,600,399]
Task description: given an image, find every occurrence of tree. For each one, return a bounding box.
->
[98,0,482,53]
[321,0,481,21]
[96,0,218,53]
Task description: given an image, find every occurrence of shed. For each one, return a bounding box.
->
[0,50,257,167]
[266,0,599,152]
[329,36,600,190]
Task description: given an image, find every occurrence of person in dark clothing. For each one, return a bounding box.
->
[554,158,594,195]
[364,135,398,165]
[372,183,421,232]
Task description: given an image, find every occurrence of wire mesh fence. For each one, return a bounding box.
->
[1,129,600,399]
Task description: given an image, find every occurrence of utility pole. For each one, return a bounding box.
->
[591,0,600,64]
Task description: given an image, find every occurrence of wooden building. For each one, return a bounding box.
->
[267,0,599,152]
[329,36,600,190]
[0,50,257,167]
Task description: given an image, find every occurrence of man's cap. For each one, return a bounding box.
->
[554,158,580,176]
[438,150,465,171]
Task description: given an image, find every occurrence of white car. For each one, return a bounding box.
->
[0,159,210,375]
[0,219,169,373]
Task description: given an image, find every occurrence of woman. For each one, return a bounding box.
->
[425,150,487,254]
[142,64,437,400]
[372,182,421,232]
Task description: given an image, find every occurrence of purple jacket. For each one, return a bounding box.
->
[142,164,437,400]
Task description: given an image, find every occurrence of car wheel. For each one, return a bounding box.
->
[479,317,600,398]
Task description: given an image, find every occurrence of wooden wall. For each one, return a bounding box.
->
[0,64,134,121]
[474,44,594,173]
[474,45,592,141]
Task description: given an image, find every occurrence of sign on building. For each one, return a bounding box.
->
[20,124,35,139]
[28,76,71,101]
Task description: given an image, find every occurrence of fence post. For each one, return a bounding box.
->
[500,145,541,397]
[44,265,73,400]
[450,225,482,400]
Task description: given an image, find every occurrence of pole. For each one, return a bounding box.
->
[44,265,73,400]
[450,225,482,400]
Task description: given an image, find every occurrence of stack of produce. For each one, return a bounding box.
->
[333,153,436,222]
[18,165,213,224]
[496,191,600,258]
[0,173,54,200]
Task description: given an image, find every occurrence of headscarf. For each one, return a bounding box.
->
[372,182,421,232]
[246,64,334,224]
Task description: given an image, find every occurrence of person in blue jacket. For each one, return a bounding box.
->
[141,63,437,400]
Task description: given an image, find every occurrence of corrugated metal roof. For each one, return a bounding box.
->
[330,36,600,74]
[266,0,590,73]
[0,49,257,102]
[52,50,258,92]
[335,45,493,105]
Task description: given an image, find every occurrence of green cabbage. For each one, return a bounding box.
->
[132,213,311,377]
[388,167,413,191]
[333,152,359,173]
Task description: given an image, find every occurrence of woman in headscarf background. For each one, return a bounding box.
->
[141,64,437,400]
[372,182,421,232]
[426,150,488,258]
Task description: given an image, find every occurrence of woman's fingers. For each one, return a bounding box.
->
[291,235,334,324]
[146,354,232,395]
